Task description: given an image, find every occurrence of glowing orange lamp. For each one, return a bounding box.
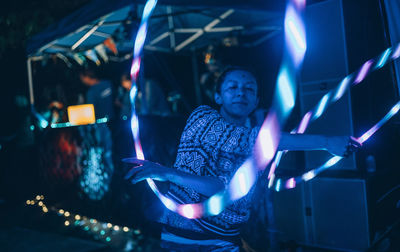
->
[67,104,96,125]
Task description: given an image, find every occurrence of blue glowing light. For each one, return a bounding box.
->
[358,101,400,143]
[284,5,307,66]
[314,93,330,119]
[376,48,392,69]
[105,237,111,242]
[275,179,281,192]
[40,119,48,128]
[207,194,224,216]
[79,147,111,200]
[100,230,105,235]
[277,68,295,115]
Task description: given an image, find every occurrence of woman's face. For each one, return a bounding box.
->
[215,70,259,122]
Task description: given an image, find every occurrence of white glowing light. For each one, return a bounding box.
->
[334,76,351,101]
[181,205,195,219]
[268,174,275,189]
[358,101,400,143]
[284,5,307,66]
[325,156,342,167]
[302,170,316,181]
[229,160,256,200]
[143,0,158,19]
[314,93,330,119]
[134,25,148,57]
[277,68,295,115]
[40,119,49,129]
[258,127,276,162]
[160,196,177,211]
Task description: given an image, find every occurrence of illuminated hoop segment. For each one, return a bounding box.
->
[269,42,400,188]
[271,100,400,191]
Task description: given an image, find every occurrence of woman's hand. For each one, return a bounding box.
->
[326,136,362,157]
[123,158,167,184]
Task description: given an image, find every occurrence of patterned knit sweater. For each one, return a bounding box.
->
[159,105,260,240]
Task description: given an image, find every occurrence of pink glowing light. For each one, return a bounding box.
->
[297,111,312,133]
[294,0,306,9]
[178,204,202,219]
[130,58,141,80]
[392,43,400,59]
[354,60,373,84]
[285,178,296,189]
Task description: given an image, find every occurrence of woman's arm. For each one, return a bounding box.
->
[124,159,225,197]
[278,133,360,156]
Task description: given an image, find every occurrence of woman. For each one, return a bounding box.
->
[125,67,359,251]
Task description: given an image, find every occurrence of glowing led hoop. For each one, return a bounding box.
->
[128,0,307,219]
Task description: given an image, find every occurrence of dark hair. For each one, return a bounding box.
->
[215,66,260,96]
[121,72,131,81]
[79,66,99,79]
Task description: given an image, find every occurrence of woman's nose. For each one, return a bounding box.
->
[235,87,245,96]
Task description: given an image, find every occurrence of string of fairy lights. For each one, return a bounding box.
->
[24,194,146,249]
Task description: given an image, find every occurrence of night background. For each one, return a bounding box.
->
[0,0,400,251]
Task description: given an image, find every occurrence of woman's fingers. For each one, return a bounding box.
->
[122,157,146,165]
[343,136,362,157]
[124,165,143,180]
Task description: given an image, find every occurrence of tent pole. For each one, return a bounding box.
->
[191,49,202,106]
[27,58,35,105]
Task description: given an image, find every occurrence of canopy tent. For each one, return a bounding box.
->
[26,0,291,57]
[25,0,290,109]
[26,0,324,108]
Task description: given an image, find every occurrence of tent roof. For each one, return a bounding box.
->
[26,0,292,57]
